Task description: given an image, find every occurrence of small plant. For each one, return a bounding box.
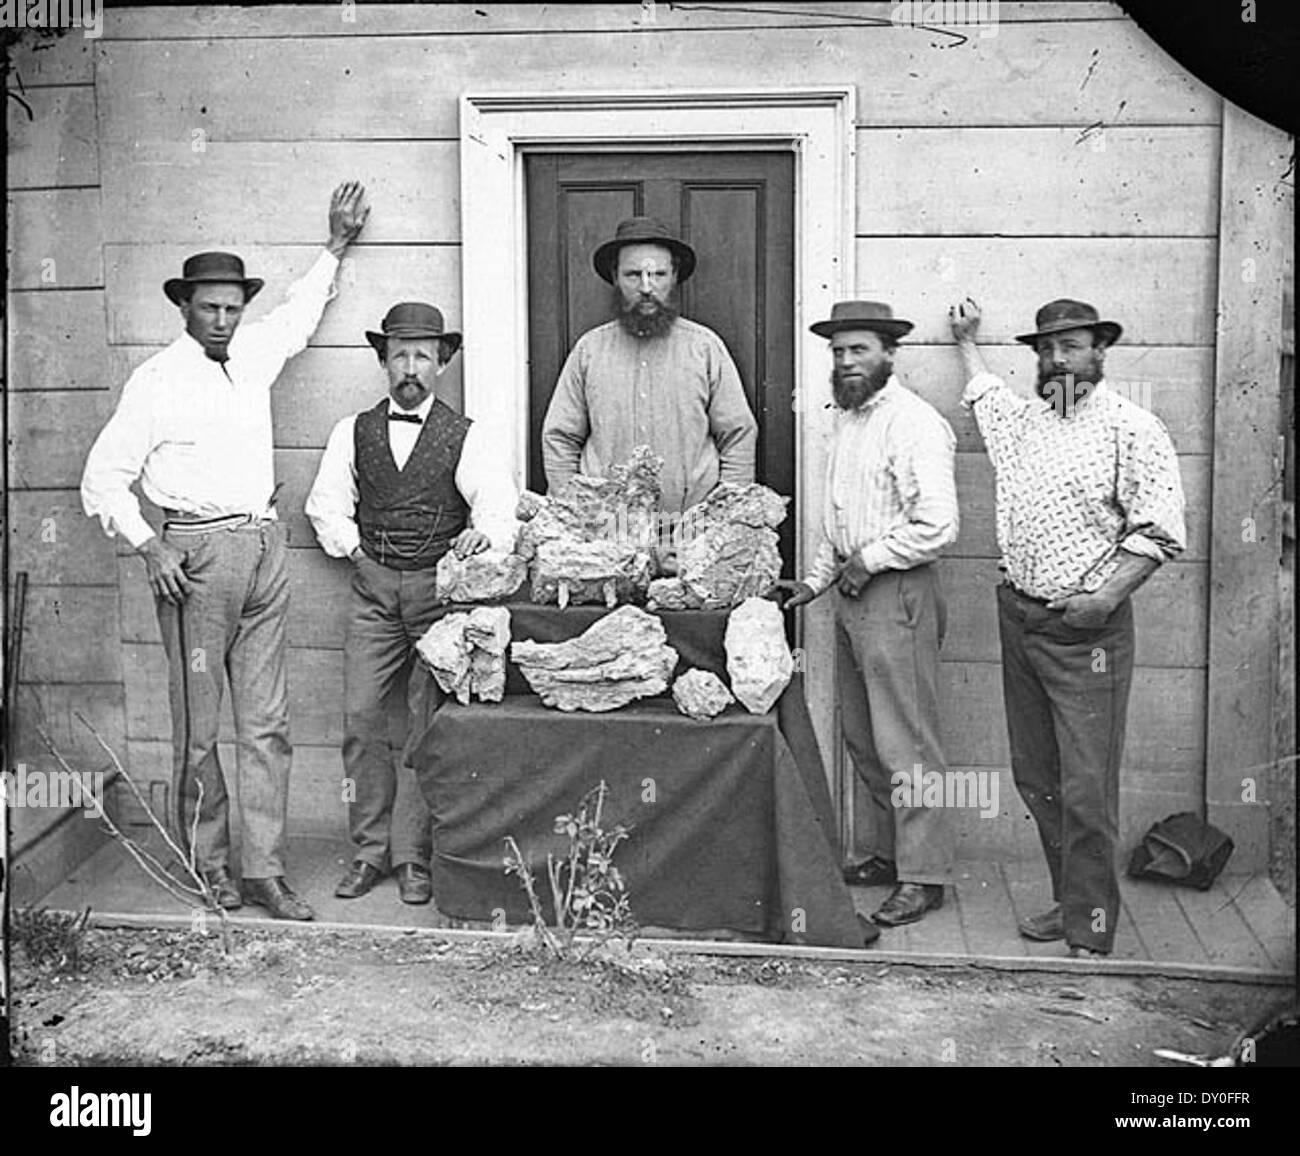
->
[12,905,92,973]
[38,714,234,954]
[504,779,636,959]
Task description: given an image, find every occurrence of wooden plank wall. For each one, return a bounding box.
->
[15,4,1232,860]
[6,31,122,900]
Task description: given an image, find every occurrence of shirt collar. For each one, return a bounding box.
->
[1034,377,1112,418]
[387,393,435,422]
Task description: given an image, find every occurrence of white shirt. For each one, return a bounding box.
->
[803,376,959,594]
[81,250,340,548]
[305,393,520,560]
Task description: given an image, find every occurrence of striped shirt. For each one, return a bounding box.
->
[962,371,1186,601]
[804,376,959,594]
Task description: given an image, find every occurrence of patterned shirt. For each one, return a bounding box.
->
[962,372,1186,601]
[82,250,340,547]
[541,317,757,513]
[803,377,959,594]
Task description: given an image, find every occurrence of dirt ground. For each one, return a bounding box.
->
[8,923,1293,1067]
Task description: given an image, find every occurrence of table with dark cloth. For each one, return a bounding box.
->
[406,602,862,948]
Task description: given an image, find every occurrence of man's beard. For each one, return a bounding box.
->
[1036,351,1105,414]
[831,360,892,410]
[615,290,680,339]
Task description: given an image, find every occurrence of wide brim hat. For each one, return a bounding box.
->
[592,216,697,284]
[365,302,463,358]
[809,300,914,340]
[1016,298,1122,346]
[164,251,264,306]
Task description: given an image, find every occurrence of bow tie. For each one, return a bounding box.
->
[388,411,422,424]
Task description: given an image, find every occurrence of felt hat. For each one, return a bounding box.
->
[365,302,462,358]
[592,216,697,284]
[809,300,914,340]
[163,251,264,306]
[1015,298,1122,346]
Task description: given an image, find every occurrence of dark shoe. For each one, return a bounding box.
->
[396,863,433,906]
[202,867,242,911]
[335,860,385,899]
[243,876,315,921]
[1018,904,1064,942]
[842,856,898,887]
[873,882,944,927]
[856,913,881,948]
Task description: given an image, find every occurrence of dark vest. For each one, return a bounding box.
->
[354,397,471,570]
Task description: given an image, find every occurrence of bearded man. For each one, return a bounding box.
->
[771,301,959,931]
[948,297,1185,958]
[540,216,757,514]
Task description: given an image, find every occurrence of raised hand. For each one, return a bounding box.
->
[948,296,982,343]
[327,181,370,255]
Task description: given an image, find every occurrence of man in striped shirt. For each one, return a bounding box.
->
[772,301,959,929]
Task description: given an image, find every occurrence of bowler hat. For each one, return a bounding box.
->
[809,300,914,340]
[1016,299,1122,346]
[365,302,463,359]
[164,251,264,306]
[592,216,697,284]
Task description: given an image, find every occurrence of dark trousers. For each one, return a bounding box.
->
[156,520,291,879]
[996,581,1135,953]
[342,555,444,871]
[835,565,952,885]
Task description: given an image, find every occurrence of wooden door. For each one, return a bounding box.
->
[525,151,796,568]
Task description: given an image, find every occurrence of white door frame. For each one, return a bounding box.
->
[458,86,856,810]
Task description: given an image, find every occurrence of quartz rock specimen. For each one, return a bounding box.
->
[672,668,735,721]
[647,483,787,610]
[518,447,664,606]
[724,597,793,715]
[415,612,472,704]
[435,548,528,604]
[511,605,679,712]
[416,606,513,704]
[465,605,511,703]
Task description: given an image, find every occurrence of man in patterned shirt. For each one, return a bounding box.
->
[948,296,1186,957]
[772,301,959,932]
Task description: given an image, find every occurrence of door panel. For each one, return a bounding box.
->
[525,150,796,569]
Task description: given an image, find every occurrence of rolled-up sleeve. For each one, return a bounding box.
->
[860,411,959,573]
[1117,418,1187,562]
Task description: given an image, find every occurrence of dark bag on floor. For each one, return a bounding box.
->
[1127,812,1234,890]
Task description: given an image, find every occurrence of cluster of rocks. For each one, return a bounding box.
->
[516,446,664,608]
[415,606,512,705]
[505,596,793,721]
[646,483,787,611]
[510,604,678,712]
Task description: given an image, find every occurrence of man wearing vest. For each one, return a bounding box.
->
[306,303,518,904]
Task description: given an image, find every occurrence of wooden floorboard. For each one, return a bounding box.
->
[1120,877,1208,964]
[1173,883,1277,972]
[953,860,1024,957]
[31,838,1292,978]
[1224,873,1297,972]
